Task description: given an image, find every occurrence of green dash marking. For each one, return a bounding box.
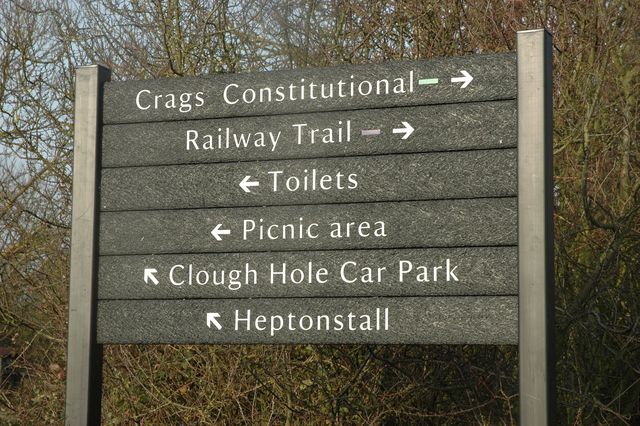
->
[418,78,439,85]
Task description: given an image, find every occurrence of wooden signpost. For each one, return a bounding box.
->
[66,30,554,425]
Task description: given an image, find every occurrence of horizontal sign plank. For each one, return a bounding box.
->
[99,198,517,255]
[103,53,516,124]
[98,246,518,299]
[96,296,518,344]
[101,101,516,167]
[100,150,516,211]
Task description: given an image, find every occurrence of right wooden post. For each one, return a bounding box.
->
[517,29,556,425]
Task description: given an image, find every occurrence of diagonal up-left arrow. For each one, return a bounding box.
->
[143,268,159,285]
[206,312,222,330]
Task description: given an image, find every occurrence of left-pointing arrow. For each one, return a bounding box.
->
[211,224,231,241]
[240,175,260,193]
[392,121,414,140]
[206,312,222,330]
[143,268,159,285]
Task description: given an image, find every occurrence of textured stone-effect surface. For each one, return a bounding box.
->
[96,296,518,344]
[98,246,517,299]
[101,101,516,167]
[99,198,517,255]
[100,149,516,211]
[103,53,516,124]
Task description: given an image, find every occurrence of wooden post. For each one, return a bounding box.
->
[517,29,556,425]
[65,65,110,426]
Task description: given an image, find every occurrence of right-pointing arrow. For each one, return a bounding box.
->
[143,268,159,285]
[392,121,414,140]
[451,70,473,88]
[206,312,222,330]
[211,224,231,241]
[239,175,259,193]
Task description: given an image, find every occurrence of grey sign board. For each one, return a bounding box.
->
[99,198,516,255]
[103,53,516,124]
[95,53,520,347]
[67,30,554,426]
[91,53,517,343]
[98,246,518,300]
[97,297,517,345]
[101,150,516,210]
[101,101,516,167]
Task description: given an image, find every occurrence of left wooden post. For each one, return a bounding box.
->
[66,65,111,426]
